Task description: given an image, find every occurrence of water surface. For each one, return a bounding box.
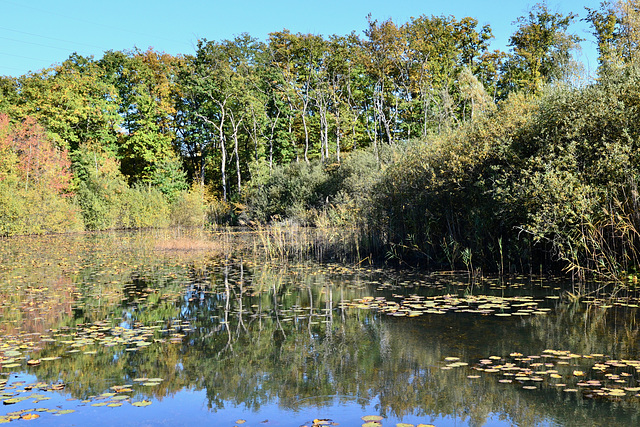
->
[0,230,639,426]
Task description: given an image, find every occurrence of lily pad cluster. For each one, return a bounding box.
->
[360,415,435,427]
[343,294,553,318]
[583,295,640,309]
[83,383,157,408]
[41,318,191,359]
[0,376,158,423]
[0,317,185,420]
[0,378,75,423]
[440,349,640,401]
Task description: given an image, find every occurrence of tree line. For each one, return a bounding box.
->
[2,1,640,279]
[0,4,578,200]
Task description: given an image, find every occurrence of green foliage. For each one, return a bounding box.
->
[72,146,128,230]
[0,180,84,236]
[72,145,171,230]
[100,48,183,183]
[245,161,327,223]
[8,54,121,152]
[206,197,236,225]
[9,4,640,282]
[120,185,170,229]
[500,3,582,95]
[149,157,189,204]
[365,58,640,278]
[0,114,82,236]
[170,186,206,227]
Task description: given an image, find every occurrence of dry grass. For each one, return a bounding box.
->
[151,228,232,257]
[154,237,226,253]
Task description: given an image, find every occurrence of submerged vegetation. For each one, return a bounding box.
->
[4,1,640,284]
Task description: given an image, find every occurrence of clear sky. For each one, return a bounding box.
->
[1,0,603,78]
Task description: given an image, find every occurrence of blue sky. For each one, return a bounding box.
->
[1,0,603,78]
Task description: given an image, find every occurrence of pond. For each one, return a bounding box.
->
[0,230,639,426]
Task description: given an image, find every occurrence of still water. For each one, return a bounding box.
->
[0,230,639,426]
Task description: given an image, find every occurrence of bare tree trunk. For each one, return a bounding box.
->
[302,110,309,163]
[335,108,341,163]
[229,111,244,195]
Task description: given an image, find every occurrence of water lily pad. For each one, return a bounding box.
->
[2,363,21,369]
[21,413,39,420]
[132,400,152,407]
[3,397,27,404]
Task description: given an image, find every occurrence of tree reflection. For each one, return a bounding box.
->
[1,232,640,426]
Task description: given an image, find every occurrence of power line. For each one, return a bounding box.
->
[0,64,29,73]
[0,35,79,52]
[0,51,55,63]
[0,25,107,51]
[0,0,191,48]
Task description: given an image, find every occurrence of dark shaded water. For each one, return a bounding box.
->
[0,230,639,426]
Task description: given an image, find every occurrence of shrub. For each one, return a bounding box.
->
[170,186,206,227]
[0,180,83,236]
[119,185,170,229]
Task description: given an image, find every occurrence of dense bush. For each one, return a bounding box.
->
[244,161,328,224]
[243,146,399,227]
[170,186,207,227]
[0,180,83,236]
[367,63,640,277]
[73,146,172,230]
[0,114,83,236]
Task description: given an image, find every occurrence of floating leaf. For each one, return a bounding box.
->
[132,400,152,407]
[3,397,27,405]
[21,413,39,420]
[2,363,21,369]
